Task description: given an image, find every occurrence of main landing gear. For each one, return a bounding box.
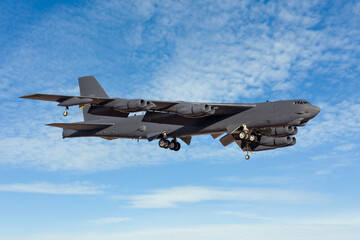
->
[159,138,181,151]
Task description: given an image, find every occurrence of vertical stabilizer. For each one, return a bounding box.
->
[78,76,109,98]
[78,76,109,121]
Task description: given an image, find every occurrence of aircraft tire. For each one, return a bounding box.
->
[174,142,181,151]
[169,141,176,150]
[249,134,256,142]
[163,140,170,149]
[159,139,166,148]
[245,154,250,160]
[239,131,246,139]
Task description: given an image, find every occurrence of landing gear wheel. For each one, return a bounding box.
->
[169,141,176,150]
[174,142,181,151]
[163,140,170,149]
[245,154,250,160]
[63,106,69,117]
[249,134,256,142]
[239,131,246,139]
[159,139,166,148]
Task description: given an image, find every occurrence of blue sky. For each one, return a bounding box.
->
[1,0,360,239]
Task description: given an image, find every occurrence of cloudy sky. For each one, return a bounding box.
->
[1,0,360,239]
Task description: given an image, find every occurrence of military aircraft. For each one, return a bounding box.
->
[20,76,320,160]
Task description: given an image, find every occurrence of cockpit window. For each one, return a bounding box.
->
[293,100,310,104]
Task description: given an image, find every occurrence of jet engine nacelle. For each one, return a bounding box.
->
[260,136,295,147]
[110,99,153,112]
[270,126,298,137]
[175,103,216,118]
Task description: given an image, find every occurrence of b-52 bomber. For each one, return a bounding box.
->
[20,76,320,160]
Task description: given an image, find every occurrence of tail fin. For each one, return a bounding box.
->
[78,76,109,98]
[78,76,109,121]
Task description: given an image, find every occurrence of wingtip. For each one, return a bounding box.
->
[19,93,37,99]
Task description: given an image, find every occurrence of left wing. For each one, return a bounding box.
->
[20,94,114,105]
[21,94,255,119]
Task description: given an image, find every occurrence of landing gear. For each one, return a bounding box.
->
[163,140,170,149]
[63,106,69,117]
[239,131,247,139]
[158,139,168,148]
[170,141,181,151]
[239,131,257,142]
[169,141,176,150]
[245,154,250,160]
[249,134,256,142]
[159,138,181,151]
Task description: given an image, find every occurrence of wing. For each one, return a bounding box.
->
[142,101,255,125]
[20,94,114,105]
[150,101,256,115]
[46,122,114,131]
[21,94,255,120]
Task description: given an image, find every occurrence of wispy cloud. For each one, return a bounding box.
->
[219,211,277,221]
[298,101,360,148]
[220,176,293,185]
[0,0,359,173]
[87,217,130,225]
[7,223,360,240]
[113,186,325,208]
[0,182,105,195]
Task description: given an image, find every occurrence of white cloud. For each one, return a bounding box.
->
[219,211,277,221]
[0,0,359,172]
[220,176,293,185]
[87,217,130,225]
[298,100,360,148]
[0,182,105,195]
[7,223,360,240]
[113,186,325,208]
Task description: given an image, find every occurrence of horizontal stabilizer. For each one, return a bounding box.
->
[219,134,236,146]
[46,122,114,131]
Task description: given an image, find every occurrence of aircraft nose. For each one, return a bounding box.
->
[311,105,321,117]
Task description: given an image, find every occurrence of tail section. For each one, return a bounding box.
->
[78,76,109,121]
[78,76,109,98]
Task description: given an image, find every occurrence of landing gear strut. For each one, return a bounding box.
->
[239,124,257,160]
